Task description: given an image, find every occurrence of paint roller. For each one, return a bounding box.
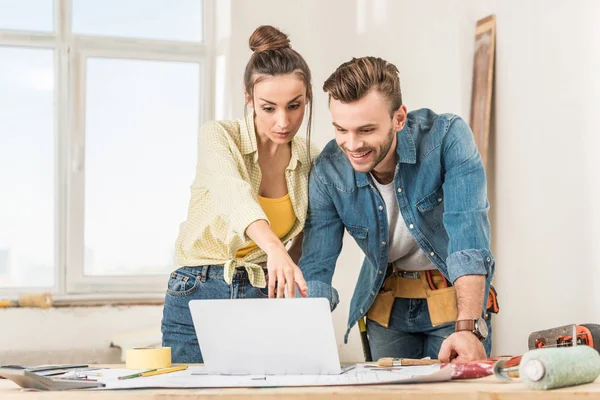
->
[494,345,600,390]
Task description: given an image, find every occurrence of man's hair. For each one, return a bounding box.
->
[322,57,402,115]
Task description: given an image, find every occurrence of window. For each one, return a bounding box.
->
[0,0,54,32]
[0,0,212,297]
[83,58,199,277]
[0,47,55,289]
[71,0,203,42]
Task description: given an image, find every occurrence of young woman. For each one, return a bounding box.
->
[161,25,319,363]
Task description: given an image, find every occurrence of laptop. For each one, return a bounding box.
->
[189,298,351,375]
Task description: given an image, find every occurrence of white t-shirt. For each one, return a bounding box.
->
[370,175,436,271]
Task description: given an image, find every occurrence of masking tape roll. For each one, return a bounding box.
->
[125,347,172,370]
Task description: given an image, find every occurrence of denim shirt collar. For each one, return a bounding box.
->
[354,122,417,187]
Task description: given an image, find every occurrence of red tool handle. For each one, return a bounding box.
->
[443,355,522,380]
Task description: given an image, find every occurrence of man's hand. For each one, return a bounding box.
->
[438,331,486,363]
[442,274,487,362]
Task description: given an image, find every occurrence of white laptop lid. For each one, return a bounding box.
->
[189,298,342,375]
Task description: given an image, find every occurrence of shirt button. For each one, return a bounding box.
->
[430,252,435,256]
[381,241,386,246]
[378,205,383,211]
[487,257,491,262]
[360,308,364,314]
[371,291,375,296]
[397,188,402,193]
[437,198,442,202]
[409,224,414,229]
[378,271,383,275]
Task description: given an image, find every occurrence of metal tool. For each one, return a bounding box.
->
[528,323,600,351]
[492,357,522,381]
[357,317,373,362]
[0,368,104,390]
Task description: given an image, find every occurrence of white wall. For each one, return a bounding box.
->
[471,0,600,354]
[0,306,163,352]
[2,0,599,363]
[222,0,600,359]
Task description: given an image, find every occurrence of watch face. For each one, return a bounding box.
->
[477,317,489,339]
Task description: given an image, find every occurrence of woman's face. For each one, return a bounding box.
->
[247,73,308,145]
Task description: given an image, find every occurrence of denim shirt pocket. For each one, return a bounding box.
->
[346,225,369,250]
[166,267,201,297]
[416,185,445,233]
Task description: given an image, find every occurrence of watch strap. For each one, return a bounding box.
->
[455,319,476,332]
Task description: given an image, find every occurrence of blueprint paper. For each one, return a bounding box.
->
[93,364,452,390]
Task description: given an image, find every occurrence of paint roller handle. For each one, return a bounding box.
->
[1,293,54,308]
[19,293,53,308]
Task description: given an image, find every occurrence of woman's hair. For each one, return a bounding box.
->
[244,25,313,162]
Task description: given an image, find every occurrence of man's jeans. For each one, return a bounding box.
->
[161,265,268,364]
[366,297,493,360]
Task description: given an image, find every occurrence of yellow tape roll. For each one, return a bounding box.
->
[125,347,172,370]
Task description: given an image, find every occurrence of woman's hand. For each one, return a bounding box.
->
[264,242,308,298]
[245,220,308,298]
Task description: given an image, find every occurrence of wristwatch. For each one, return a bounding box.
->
[455,317,488,341]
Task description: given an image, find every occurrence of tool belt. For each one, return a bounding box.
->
[367,267,457,328]
[367,266,500,329]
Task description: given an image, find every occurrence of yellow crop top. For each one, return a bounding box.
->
[235,193,297,258]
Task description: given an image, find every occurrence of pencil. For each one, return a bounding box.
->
[118,369,157,380]
[140,365,188,377]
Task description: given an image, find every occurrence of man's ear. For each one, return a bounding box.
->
[244,90,253,108]
[393,104,408,131]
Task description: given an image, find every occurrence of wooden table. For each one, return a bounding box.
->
[2,370,600,399]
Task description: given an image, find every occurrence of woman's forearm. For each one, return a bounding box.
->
[245,219,286,256]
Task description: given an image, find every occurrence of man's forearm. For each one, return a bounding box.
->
[454,275,486,320]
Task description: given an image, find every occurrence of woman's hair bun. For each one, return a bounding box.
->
[249,25,291,53]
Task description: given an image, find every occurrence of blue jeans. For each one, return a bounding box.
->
[161,265,268,363]
[366,297,493,360]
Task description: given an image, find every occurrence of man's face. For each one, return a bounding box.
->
[330,89,405,174]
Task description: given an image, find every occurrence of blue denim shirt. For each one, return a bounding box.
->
[298,108,495,343]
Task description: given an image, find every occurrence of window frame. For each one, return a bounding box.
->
[0,0,214,297]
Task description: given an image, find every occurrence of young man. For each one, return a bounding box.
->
[299,57,495,362]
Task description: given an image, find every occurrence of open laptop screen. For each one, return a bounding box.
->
[189,298,342,375]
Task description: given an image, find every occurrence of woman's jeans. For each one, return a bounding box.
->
[161,265,268,363]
